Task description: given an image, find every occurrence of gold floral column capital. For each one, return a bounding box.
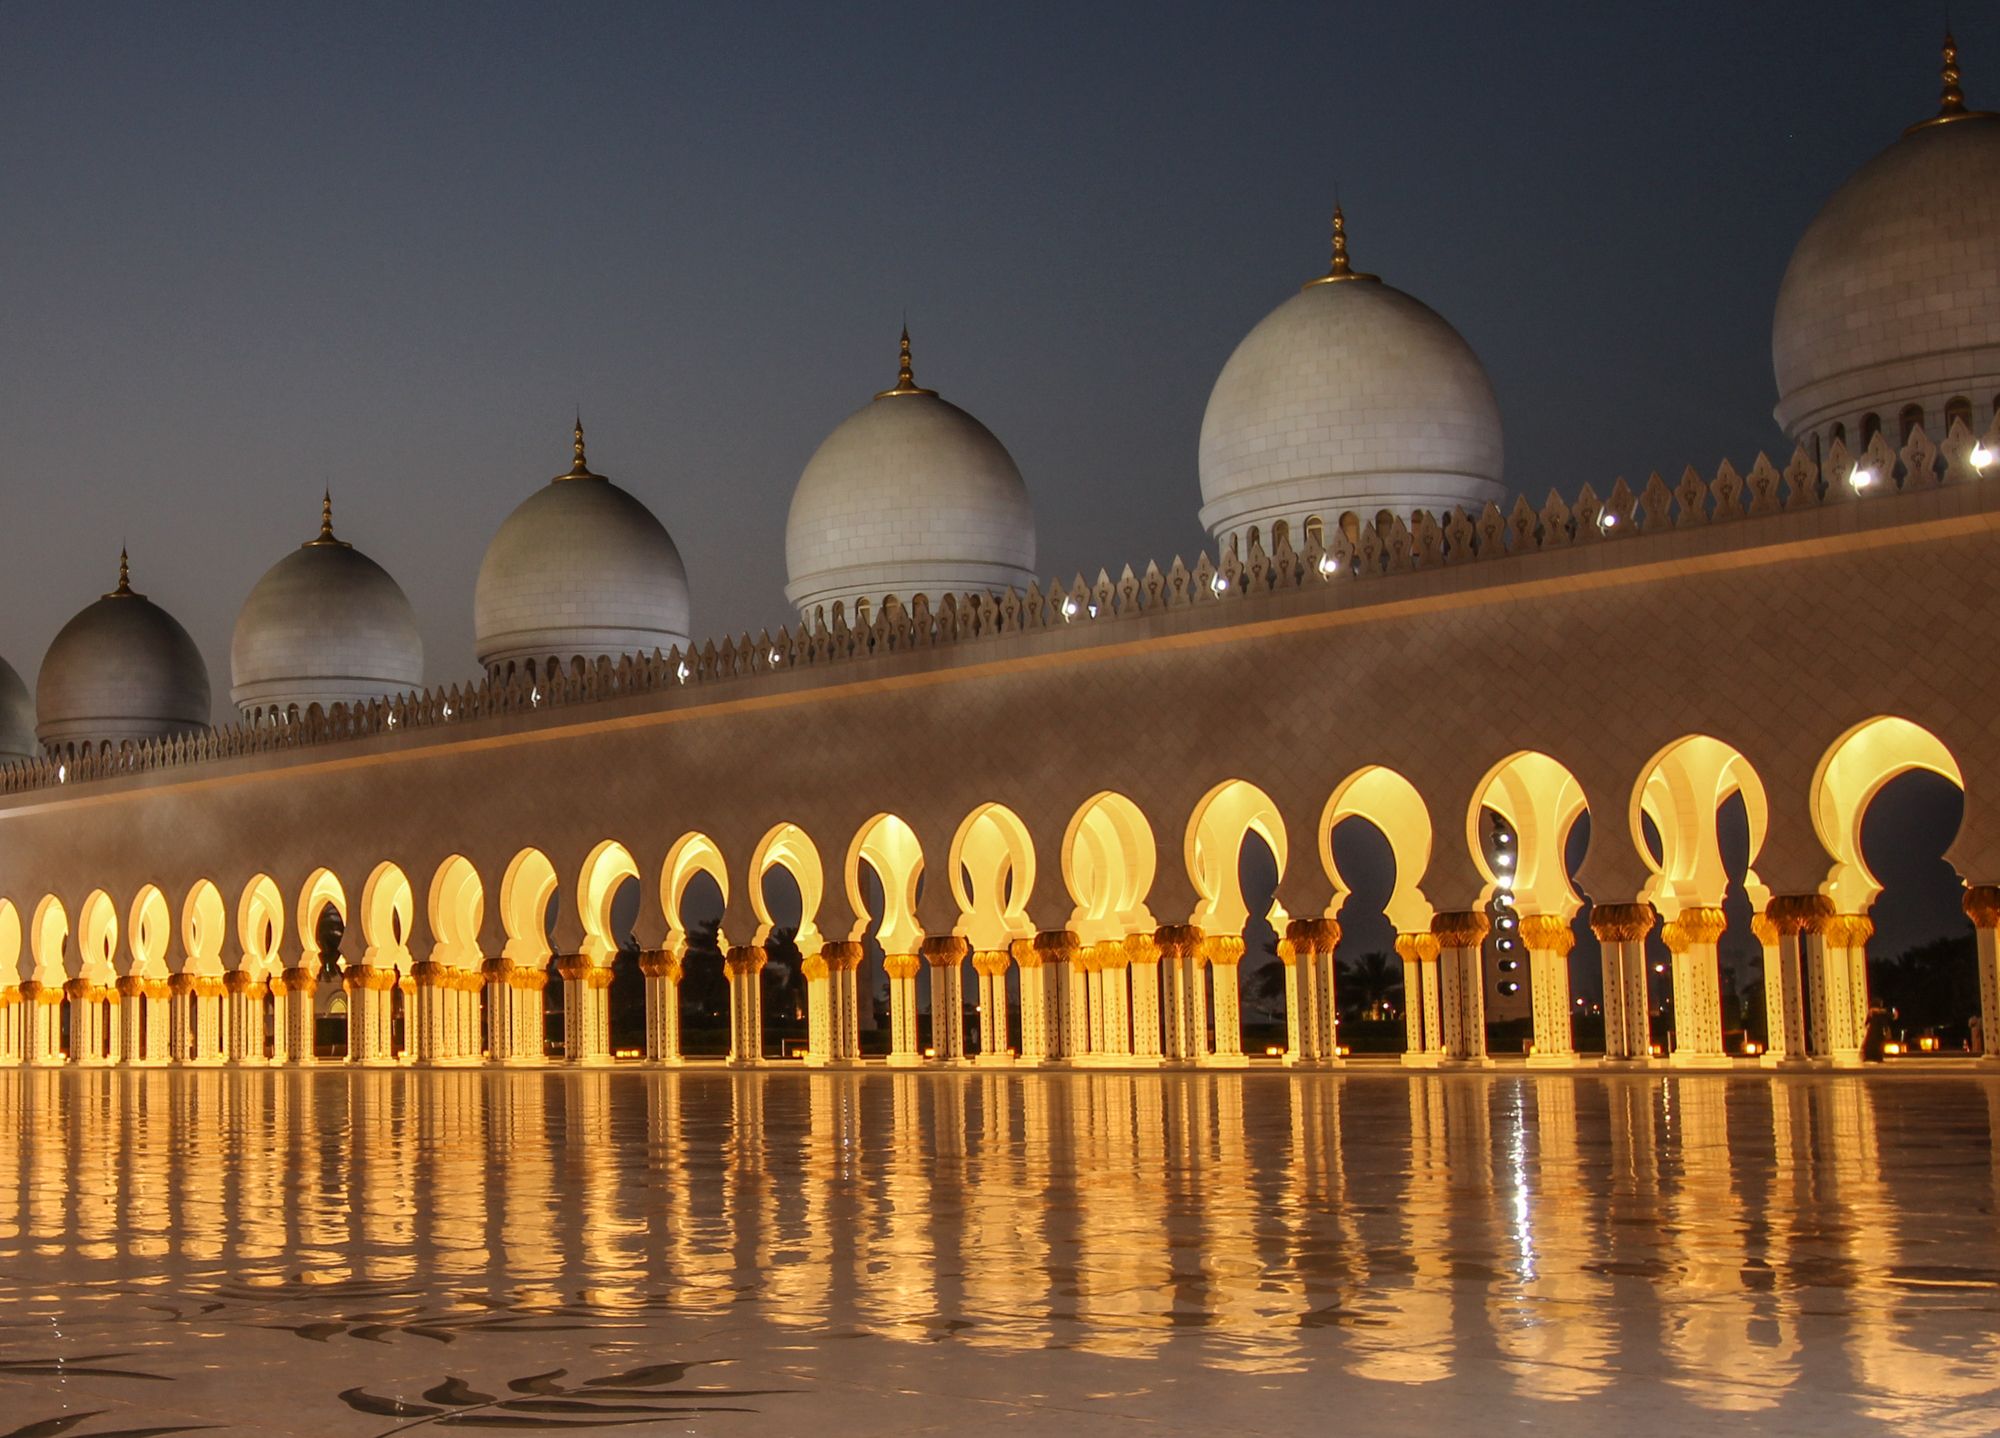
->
[1768,893,1834,936]
[1431,911,1490,948]
[882,953,923,981]
[1661,905,1727,953]
[1589,902,1655,944]
[1517,913,1575,955]
[921,935,970,967]
[1964,884,2000,929]
[971,948,1013,977]
[1825,913,1875,948]
[1393,931,1441,964]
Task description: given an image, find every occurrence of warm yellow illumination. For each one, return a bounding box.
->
[1265,1045,1284,1057]
[1884,1041,1904,1056]
[1850,466,1875,492]
[1973,444,1992,470]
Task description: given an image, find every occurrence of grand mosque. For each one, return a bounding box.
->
[1,39,1998,1076]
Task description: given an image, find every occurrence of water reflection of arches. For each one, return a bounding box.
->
[1632,737,1768,1067]
[1473,751,1588,1066]
[1185,779,1288,1066]
[848,813,926,1066]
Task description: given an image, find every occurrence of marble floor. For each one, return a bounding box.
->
[1,1065,1998,1435]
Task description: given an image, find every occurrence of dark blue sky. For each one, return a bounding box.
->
[1,0,1970,690]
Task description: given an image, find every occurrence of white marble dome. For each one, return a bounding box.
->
[231,496,424,717]
[785,331,1036,621]
[475,423,692,676]
[1773,49,2000,449]
[37,553,211,753]
[0,655,34,763]
[1198,210,1504,552]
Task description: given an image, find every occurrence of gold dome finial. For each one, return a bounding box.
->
[304,487,351,548]
[1304,205,1380,288]
[105,547,137,599]
[556,415,604,481]
[876,324,937,398]
[1908,28,1994,131]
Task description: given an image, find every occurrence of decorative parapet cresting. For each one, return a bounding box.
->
[6,416,1994,797]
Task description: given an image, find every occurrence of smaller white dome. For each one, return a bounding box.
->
[37,553,211,753]
[231,495,424,716]
[474,423,692,676]
[1198,209,1504,551]
[0,656,34,763]
[785,330,1036,620]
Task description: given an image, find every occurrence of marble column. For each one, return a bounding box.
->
[1281,917,1340,1066]
[1519,913,1579,1067]
[224,972,267,1065]
[638,949,684,1065]
[1155,925,1200,1062]
[1963,886,2000,1063]
[1395,931,1444,1066]
[343,965,398,1066]
[0,985,21,1065]
[1014,937,1052,1065]
[971,948,1014,1063]
[21,980,63,1065]
[555,954,613,1065]
[1757,901,1812,1066]
[1660,907,1730,1068]
[1589,903,1654,1060]
[1125,933,1164,1065]
[823,942,863,1062]
[1200,934,1246,1068]
[882,952,921,1066]
[922,935,970,1062]
[725,945,767,1066]
[1821,913,1874,1065]
[278,964,318,1065]
[1431,911,1491,1065]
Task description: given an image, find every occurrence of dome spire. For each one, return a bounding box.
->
[105,547,139,600]
[1304,205,1380,288]
[876,324,937,399]
[556,415,604,481]
[304,488,352,549]
[1908,28,1994,132]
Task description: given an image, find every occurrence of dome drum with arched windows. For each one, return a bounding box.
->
[231,493,424,719]
[1197,207,1505,555]
[36,551,211,754]
[1773,34,2000,456]
[784,329,1037,623]
[474,422,692,678]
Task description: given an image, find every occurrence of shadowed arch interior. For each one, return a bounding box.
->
[1322,765,1434,935]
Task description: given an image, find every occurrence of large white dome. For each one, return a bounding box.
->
[37,553,211,753]
[1198,210,1504,551]
[1773,41,2000,449]
[0,656,34,763]
[785,330,1036,622]
[231,495,424,717]
[474,423,692,676]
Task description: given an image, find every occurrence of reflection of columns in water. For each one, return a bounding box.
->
[1192,1074,1294,1368]
[22,1072,65,1247]
[72,1069,117,1259]
[856,1074,936,1337]
[175,1069,227,1261]
[1491,1078,1614,1400]
[565,1073,639,1305]
[962,1074,1050,1350]
[763,1073,844,1330]
[491,1071,559,1286]
[228,1071,283,1266]
[726,946,767,1065]
[1348,1074,1455,1384]
[1431,912,1491,1064]
[1590,905,1654,1059]
[1284,1074,1363,1321]
[1073,1074,1172,1357]
[351,1071,416,1283]
[1395,932,1445,1065]
[922,936,969,1062]
[123,1070,171,1261]
[1199,935,1245,1066]
[970,949,1014,1062]
[424,1071,489,1278]
[1660,908,1730,1067]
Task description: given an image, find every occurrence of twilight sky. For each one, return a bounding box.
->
[0,3,1979,960]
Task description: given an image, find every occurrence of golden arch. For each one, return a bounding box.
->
[360,862,415,971]
[1633,736,1770,918]
[297,869,348,963]
[750,822,825,952]
[500,848,559,967]
[77,889,118,982]
[427,855,485,965]
[1472,751,1589,918]
[578,840,641,964]
[1321,765,1434,935]
[127,884,171,978]
[181,880,226,974]
[847,813,925,955]
[949,802,1037,950]
[1186,779,1288,934]
[1060,792,1154,946]
[1812,716,1964,914]
[31,894,70,982]
[0,900,19,985]
[237,875,286,976]
[660,833,729,949]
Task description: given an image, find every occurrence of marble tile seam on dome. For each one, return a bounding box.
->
[5,420,1997,804]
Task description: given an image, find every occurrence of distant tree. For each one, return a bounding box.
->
[680,917,728,1023]
[1870,933,1978,1039]
[763,926,803,1022]
[1338,951,1402,1021]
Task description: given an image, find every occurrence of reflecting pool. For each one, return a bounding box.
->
[2,1068,1999,1435]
